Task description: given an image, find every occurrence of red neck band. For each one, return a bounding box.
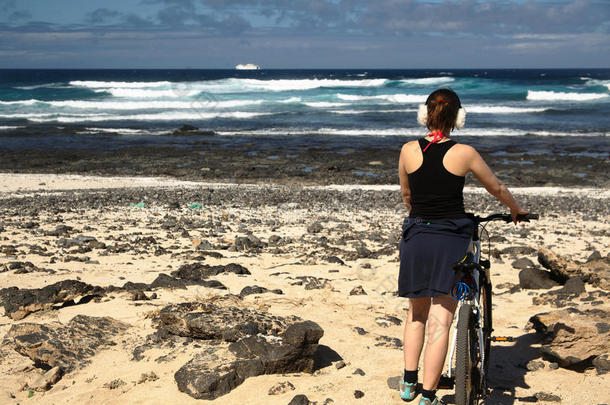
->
[422,131,446,152]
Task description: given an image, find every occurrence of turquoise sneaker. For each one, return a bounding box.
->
[418,396,444,405]
[399,381,418,402]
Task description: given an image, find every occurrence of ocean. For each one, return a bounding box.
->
[0,69,609,153]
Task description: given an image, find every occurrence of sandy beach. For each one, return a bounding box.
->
[0,173,608,404]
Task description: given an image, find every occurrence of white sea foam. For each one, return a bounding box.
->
[0,126,22,130]
[467,105,549,114]
[399,77,455,85]
[330,109,416,114]
[70,80,172,88]
[95,88,203,98]
[43,99,262,110]
[215,127,608,137]
[0,99,40,105]
[526,90,609,101]
[214,78,388,92]
[278,97,302,103]
[336,93,426,103]
[13,83,71,90]
[581,78,610,91]
[25,111,273,123]
[71,78,389,94]
[303,102,345,108]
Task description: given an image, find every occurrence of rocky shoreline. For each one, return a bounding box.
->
[0,131,608,187]
[0,178,608,404]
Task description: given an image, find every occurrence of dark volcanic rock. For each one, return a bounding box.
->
[3,315,129,373]
[307,221,324,234]
[1,261,53,274]
[349,285,367,295]
[534,392,561,402]
[287,395,313,405]
[171,262,251,281]
[532,278,590,307]
[234,235,265,251]
[293,276,332,290]
[324,255,345,265]
[538,248,610,290]
[528,308,609,371]
[511,257,535,270]
[239,285,283,297]
[268,380,295,395]
[149,274,188,290]
[518,268,559,289]
[375,315,402,327]
[592,354,610,375]
[163,302,324,400]
[156,301,301,342]
[46,224,73,236]
[0,280,105,320]
[586,250,602,263]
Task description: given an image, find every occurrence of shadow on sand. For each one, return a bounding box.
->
[440,331,542,405]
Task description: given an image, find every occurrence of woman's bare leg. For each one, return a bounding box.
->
[403,297,431,371]
[422,295,458,390]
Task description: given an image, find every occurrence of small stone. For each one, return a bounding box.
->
[335,360,346,369]
[323,399,334,405]
[549,362,559,370]
[130,290,149,301]
[307,221,324,234]
[534,392,561,402]
[268,381,295,395]
[325,256,345,265]
[592,354,610,374]
[356,246,372,258]
[586,250,602,262]
[512,257,535,269]
[137,372,159,384]
[353,368,365,376]
[104,379,126,389]
[288,394,312,405]
[354,390,365,399]
[526,360,545,371]
[28,366,63,392]
[349,285,367,296]
[386,376,401,390]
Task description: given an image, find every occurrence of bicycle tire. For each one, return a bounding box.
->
[481,277,492,379]
[455,303,477,405]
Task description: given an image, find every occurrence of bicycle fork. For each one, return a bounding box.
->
[445,300,485,374]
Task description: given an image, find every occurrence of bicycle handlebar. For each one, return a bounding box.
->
[469,213,539,224]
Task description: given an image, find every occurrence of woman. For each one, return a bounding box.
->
[397,88,527,405]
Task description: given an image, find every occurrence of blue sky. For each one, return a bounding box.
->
[1,0,609,68]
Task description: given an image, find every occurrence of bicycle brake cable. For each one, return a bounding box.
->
[479,221,491,262]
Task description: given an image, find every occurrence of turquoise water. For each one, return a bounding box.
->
[0,69,609,150]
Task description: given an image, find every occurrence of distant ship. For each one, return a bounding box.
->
[235,64,260,70]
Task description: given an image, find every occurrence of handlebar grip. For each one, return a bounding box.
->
[516,213,539,221]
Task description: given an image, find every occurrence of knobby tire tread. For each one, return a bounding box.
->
[455,303,475,405]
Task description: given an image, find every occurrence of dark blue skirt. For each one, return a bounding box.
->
[398,217,474,298]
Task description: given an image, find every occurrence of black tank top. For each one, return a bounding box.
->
[408,138,466,219]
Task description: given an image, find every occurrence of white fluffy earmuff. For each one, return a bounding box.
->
[417,104,428,127]
[455,107,466,130]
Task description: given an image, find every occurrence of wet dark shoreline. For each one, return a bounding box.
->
[0,130,608,187]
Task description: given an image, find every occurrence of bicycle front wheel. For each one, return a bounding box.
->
[455,303,477,405]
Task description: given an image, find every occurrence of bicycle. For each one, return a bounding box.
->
[438,213,538,405]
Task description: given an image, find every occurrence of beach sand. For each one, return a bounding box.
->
[0,173,608,404]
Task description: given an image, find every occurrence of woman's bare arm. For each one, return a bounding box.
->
[398,144,411,211]
[466,146,527,223]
